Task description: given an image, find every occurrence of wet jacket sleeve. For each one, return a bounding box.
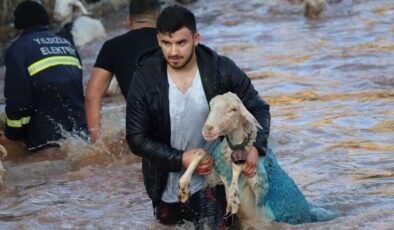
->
[218,56,271,156]
[126,70,183,172]
[4,45,33,140]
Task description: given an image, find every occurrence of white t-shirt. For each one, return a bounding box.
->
[161,69,219,203]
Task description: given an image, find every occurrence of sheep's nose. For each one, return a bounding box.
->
[205,125,213,132]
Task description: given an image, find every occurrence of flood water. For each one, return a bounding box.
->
[0,0,393,229]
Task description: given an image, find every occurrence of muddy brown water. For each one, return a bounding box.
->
[0,0,393,229]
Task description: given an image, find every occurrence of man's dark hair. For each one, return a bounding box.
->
[157,5,196,35]
[129,0,161,16]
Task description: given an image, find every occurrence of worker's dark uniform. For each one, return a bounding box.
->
[4,25,87,151]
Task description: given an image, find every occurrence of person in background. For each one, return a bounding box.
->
[85,0,161,143]
[126,5,270,228]
[0,1,88,156]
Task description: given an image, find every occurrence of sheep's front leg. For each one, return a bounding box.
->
[247,164,269,207]
[227,163,242,215]
[178,150,207,203]
[0,145,7,189]
[0,160,5,188]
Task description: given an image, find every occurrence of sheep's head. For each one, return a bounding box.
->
[304,0,327,19]
[53,0,89,22]
[203,92,261,141]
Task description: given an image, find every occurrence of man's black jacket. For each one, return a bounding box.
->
[126,44,270,208]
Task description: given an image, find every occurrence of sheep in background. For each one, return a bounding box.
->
[105,78,121,96]
[288,0,329,19]
[53,0,106,48]
[53,0,120,95]
[303,0,327,19]
[269,0,329,19]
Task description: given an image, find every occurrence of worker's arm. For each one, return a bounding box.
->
[4,44,33,141]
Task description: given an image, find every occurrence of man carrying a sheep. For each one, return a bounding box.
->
[0,1,88,155]
[126,5,270,228]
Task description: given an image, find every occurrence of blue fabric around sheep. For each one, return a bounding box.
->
[211,145,338,224]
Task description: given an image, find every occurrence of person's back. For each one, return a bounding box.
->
[85,0,161,142]
[3,1,87,152]
[95,27,158,97]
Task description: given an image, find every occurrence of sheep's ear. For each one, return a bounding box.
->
[73,0,90,15]
[237,97,262,130]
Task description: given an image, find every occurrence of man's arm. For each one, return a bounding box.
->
[220,56,271,155]
[219,56,270,177]
[85,67,113,142]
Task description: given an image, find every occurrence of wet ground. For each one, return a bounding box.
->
[0,0,393,229]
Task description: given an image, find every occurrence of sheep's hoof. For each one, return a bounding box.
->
[178,180,191,203]
[231,200,240,215]
[226,189,240,215]
[226,200,240,215]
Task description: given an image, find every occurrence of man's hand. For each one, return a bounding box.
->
[88,128,100,143]
[182,148,213,176]
[241,146,259,177]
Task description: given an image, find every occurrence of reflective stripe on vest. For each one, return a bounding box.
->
[28,56,82,76]
[6,116,31,128]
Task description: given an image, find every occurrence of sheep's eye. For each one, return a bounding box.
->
[230,107,238,112]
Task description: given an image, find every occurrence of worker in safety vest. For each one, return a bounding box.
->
[0,1,88,153]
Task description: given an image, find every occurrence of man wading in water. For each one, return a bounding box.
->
[0,1,87,160]
[126,5,270,228]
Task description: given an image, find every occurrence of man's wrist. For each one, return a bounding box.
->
[253,142,266,156]
[88,127,100,133]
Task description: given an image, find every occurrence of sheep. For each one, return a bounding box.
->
[303,0,328,19]
[52,0,121,95]
[178,92,337,225]
[268,0,328,19]
[106,77,121,96]
[53,0,106,48]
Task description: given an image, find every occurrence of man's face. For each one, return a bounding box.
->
[157,27,200,69]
